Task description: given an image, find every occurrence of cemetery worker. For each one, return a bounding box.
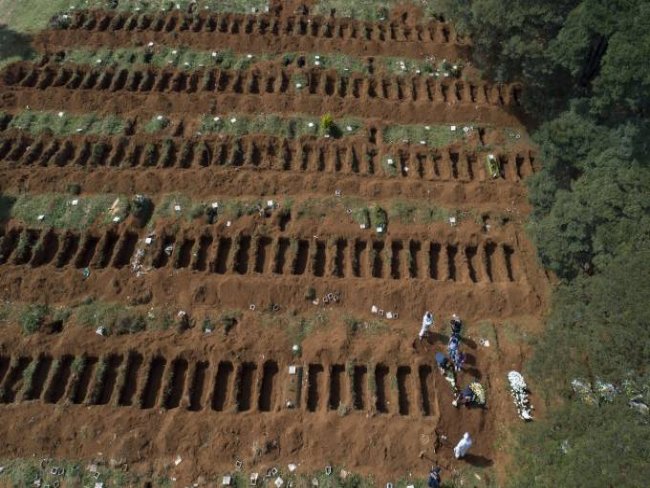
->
[453,385,476,407]
[435,352,451,375]
[419,311,435,340]
[447,334,460,356]
[450,314,462,337]
[453,433,473,459]
[427,467,442,488]
[451,350,466,372]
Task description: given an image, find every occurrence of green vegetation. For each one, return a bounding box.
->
[7,110,126,136]
[65,0,269,14]
[10,193,129,229]
[0,302,70,332]
[19,304,48,334]
[150,194,275,223]
[388,200,454,224]
[0,456,145,487]
[3,193,462,231]
[314,0,440,22]
[0,0,264,67]
[381,154,398,176]
[53,46,466,79]
[199,113,361,139]
[62,47,272,71]
[320,113,335,135]
[143,115,170,134]
[0,457,451,488]
[0,25,35,68]
[74,299,173,334]
[383,123,468,146]
[433,0,650,485]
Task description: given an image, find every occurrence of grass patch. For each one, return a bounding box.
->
[58,46,464,78]
[19,304,48,334]
[67,0,270,14]
[0,457,145,487]
[388,200,454,224]
[383,123,468,146]
[143,114,171,133]
[147,193,266,224]
[500,320,537,346]
[473,320,498,349]
[295,198,333,220]
[292,52,368,74]
[381,154,399,176]
[380,56,463,78]
[10,193,129,229]
[150,193,194,222]
[8,0,270,30]
[62,46,273,71]
[74,299,173,334]
[8,110,126,136]
[287,312,331,345]
[200,113,363,139]
[314,0,440,21]
[344,315,390,337]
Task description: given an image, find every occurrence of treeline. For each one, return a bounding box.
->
[433,0,650,486]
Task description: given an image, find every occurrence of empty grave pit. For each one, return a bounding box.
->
[0,226,523,284]
[0,132,537,181]
[55,10,461,48]
[2,62,522,108]
[0,353,438,417]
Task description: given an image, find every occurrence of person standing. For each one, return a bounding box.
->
[450,314,462,337]
[447,334,459,355]
[435,352,451,375]
[453,432,473,459]
[427,466,442,488]
[419,311,434,341]
[451,349,466,372]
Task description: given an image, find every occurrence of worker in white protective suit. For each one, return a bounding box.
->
[418,311,435,340]
[453,432,473,459]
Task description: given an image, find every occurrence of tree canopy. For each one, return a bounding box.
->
[433,0,650,485]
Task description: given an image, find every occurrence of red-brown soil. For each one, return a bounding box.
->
[0,61,522,127]
[0,3,547,487]
[0,126,535,207]
[35,10,468,59]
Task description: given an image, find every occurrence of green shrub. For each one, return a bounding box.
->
[113,313,146,335]
[320,113,334,135]
[131,195,153,226]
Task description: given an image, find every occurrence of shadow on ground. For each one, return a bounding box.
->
[0,24,34,66]
[463,453,494,468]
